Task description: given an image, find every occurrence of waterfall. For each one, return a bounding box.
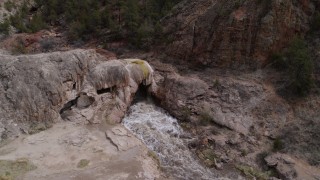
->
[123,101,219,180]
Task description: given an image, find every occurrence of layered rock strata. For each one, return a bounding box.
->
[163,0,314,68]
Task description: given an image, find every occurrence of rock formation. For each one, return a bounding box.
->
[153,66,280,135]
[162,0,315,68]
[0,49,156,142]
[265,153,320,180]
[0,0,319,178]
[151,59,320,178]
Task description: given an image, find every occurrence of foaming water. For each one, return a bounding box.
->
[122,101,219,180]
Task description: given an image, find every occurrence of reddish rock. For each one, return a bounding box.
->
[95,48,117,60]
[162,0,314,68]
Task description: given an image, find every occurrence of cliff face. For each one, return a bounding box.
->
[162,0,315,68]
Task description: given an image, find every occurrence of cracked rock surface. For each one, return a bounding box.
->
[105,126,142,151]
[0,121,162,179]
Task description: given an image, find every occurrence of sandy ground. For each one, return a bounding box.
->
[0,121,162,180]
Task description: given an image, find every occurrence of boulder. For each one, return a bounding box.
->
[154,73,209,120]
[154,71,266,134]
[265,153,320,180]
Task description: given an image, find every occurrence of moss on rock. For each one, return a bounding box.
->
[0,158,37,179]
[77,159,90,168]
[130,59,150,78]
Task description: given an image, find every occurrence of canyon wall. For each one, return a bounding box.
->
[162,0,315,68]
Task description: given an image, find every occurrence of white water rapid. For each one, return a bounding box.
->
[123,101,220,180]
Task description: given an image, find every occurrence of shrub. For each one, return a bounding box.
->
[9,14,26,33]
[27,14,47,33]
[131,22,154,50]
[40,38,55,52]
[0,19,10,35]
[196,149,218,167]
[273,137,284,152]
[77,159,90,168]
[68,21,86,41]
[213,79,221,88]
[4,1,15,12]
[234,0,244,8]
[9,2,29,33]
[271,53,287,70]
[286,37,313,96]
[311,11,320,32]
[256,151,270,169]
[12,38,27,55]
[153,22,164,43]
[273,37,314,96]
[199,111,214,126]
[180,106,192,121]
[236,164,272,180]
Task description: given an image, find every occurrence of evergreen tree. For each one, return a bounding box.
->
[124,0,140,32]
[28,13,47,33]
[287,38,313,96]
[0,19,10,35]
[7,0,182,47]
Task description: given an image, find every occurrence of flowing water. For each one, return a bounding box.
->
[123,101,219,180]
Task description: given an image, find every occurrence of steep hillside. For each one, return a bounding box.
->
[0,0,182,48]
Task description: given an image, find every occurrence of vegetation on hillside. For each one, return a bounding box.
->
[272,37,314,96]
[0,0,181,49]
[311,11,320,32]
[0,19,10,35]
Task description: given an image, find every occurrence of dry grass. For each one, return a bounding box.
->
[147,150,160,168]
[235,164,272,180]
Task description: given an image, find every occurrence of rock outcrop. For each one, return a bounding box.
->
[0,49,156,141]
[265,153,320,180]
[151,59,320,178]
[153,67,287,135]
[162,0,315,68]
[0,121,161,179]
